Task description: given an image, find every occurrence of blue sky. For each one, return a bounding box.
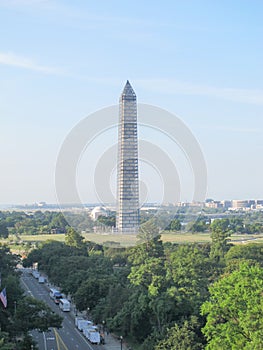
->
[0,0,263,205]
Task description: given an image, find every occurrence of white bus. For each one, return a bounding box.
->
[59,298,71,312]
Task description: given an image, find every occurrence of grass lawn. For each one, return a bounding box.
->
[161,232,211,243]
[20,233,138,247]
[0,232,263,254]
[10,232,211,247]
[5,232,263,248]
[19,234,66,242]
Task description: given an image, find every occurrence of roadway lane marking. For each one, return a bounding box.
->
[54,328,69,350]
[20,278,34,296]
[43,332,47,350]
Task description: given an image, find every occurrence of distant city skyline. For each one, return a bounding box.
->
[0,1,263,204]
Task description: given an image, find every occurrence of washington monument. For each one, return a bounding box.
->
[116,81,140,233]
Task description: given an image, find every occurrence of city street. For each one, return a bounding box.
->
[20,269,105,350]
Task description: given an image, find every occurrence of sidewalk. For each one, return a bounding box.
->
[103,333,128,350]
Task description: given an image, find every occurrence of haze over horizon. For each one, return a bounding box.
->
[1,1,263,205]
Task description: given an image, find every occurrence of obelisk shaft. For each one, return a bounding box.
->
[116,81,139,233]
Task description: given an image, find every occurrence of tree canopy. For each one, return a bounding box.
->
[201,263,263,349]
[0,221,9,238]
[18,217,263,350]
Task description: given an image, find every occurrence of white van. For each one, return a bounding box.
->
[77,319,93,332]
[38,276,45,284]
[75,316,84,327]
[49,288,59,299]
[32,270,40,279]
[59,298,71,312]
[85,326,100,344]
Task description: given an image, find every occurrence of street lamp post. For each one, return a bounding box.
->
[120,335,123,350]
[100,320,106,344]
[87,307,90,319]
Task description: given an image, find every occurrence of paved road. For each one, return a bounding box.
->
[20,269,105,350]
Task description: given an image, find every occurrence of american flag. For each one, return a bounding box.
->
[0,287,7,308]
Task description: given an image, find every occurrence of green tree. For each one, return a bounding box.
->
[165,244,211,318]
[15,297,62,333]
[49,213,68,233]
[154,316,204,350]
[74,276,113,310]
[225,243,263,267]
[108,289,152,340]
[128,230,165,297]
[129,256,165,297]
[187,219,207,233]
[0,332,14,349]
[97,215,116,227]
[92,281,130,323]
[0,221,8,238]
[167,219,182,231]
[0,245,20,275]
[229,216,244,233]
[210,219,232,261]
[201,263,263,349]
[65,227,85,249]
[112,226,167,340]
[138,219,159,243]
